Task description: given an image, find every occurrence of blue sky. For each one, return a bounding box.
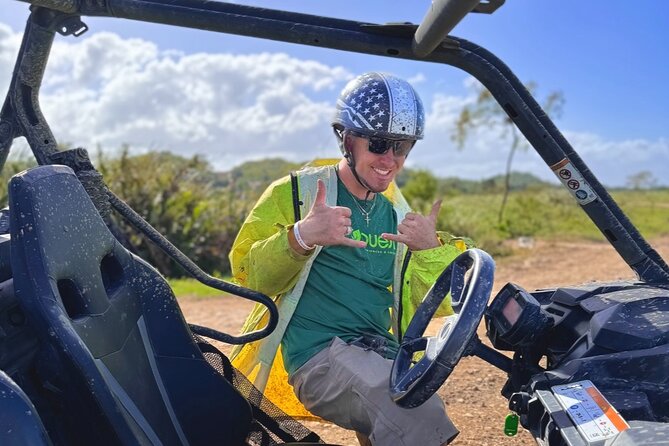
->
[2,1,668,186]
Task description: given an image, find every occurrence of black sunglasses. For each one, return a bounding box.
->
[347,130,416,157]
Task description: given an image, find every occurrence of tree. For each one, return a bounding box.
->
[626,171,657,190]
[453,81,564,224]
[401,169,438,212]
[98,148,239,277]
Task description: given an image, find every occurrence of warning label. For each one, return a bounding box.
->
[551,159,597,205]
[559,168,572,180]
[553,380,629,445]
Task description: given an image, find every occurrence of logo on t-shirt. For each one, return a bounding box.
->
[351,229,396,254]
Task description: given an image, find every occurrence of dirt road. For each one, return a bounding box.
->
[179,237,669,445]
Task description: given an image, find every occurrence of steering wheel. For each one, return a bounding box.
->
[390,248,495,408]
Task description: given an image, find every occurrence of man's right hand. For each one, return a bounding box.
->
[296,180,367,250]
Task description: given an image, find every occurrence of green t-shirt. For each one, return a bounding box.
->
[282,177,400,376]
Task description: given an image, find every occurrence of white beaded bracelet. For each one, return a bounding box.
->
[293,221,316,251]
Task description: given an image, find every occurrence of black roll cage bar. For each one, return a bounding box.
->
[2,0,668,287]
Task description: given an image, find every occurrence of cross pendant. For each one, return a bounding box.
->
[364,214,371,225]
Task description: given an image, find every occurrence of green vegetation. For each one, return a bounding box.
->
[453,80,564,223]
[1,153,667,276]
[168,277,232,299]
[0,155,37,203]
[437,187,669,255]
[612,189,669,237]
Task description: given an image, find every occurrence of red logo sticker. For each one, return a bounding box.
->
[567,179,580,190]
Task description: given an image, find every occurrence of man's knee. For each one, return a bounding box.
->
[377,394,458,446]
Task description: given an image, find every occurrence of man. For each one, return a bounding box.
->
[230,72,468,445]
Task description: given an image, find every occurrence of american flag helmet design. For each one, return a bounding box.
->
[333,72,425,141]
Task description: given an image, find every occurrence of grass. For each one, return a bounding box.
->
[436,188,669,255]
[168,277,233,299]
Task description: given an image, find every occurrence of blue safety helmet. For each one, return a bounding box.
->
[332,72,425,143]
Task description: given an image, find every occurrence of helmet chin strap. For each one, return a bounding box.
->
[342,135,378,198]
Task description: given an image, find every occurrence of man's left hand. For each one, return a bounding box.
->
[382,200,442,251]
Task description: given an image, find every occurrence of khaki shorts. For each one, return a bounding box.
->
[289,337,459,446]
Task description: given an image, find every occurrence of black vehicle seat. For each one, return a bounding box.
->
[0,370,51,446]
[9,165,253,445]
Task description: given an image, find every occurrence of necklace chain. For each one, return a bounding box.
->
[344,187,377,225]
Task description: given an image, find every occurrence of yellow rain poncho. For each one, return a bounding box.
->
[229,160,469,418]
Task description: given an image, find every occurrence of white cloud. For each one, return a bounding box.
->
[0,27,351,168]
[0,23,22,100]
[1,25,666,186]
[564,133,669,187]
[413,90,669,187]
[407,72,426,85]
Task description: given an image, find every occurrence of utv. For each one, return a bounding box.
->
[1,0,667,445]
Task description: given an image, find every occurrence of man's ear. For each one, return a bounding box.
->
[343,132,353,152]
